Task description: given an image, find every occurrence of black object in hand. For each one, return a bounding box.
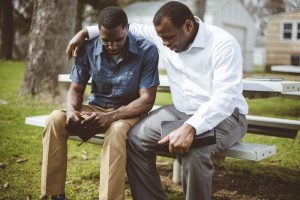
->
[158,119,216,152]
[65,118,103,146]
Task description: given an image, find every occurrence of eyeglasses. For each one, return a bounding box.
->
[100,30,127,47]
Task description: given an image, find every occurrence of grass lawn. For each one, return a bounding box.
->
[0,61,299,199]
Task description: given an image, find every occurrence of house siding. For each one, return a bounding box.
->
[266,11,300,67]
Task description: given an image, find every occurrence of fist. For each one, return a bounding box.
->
[81,114,90,120]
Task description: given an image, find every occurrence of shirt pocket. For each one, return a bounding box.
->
[92,73,113,95]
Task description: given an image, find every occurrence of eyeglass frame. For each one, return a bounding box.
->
[100,28,128,47]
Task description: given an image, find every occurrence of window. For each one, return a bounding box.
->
[283,23,292,39]
[281,21,300,41]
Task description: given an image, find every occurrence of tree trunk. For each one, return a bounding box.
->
[75,0,84,32]
[0,0,14,60]
[20,0,77,101]
[189,0,207,21]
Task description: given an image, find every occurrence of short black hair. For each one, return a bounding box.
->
[153,1,196,28]
[98,7,128,29]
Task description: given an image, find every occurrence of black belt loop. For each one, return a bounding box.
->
[232,107,239,122]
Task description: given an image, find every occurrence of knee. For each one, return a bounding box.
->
[43,110,68,139]
[46,110,66,128]
[105,121,132,143]
[127,120,158,154]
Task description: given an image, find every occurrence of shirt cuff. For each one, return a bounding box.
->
[185,117,211,135]
[87,25,99,40]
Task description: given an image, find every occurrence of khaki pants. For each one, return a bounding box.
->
[41,104,139,200]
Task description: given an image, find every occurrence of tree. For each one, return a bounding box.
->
[75,0,118,32]
[189,0,207,20]
[284,0,300,11]
[0,0,14,60]
[240,0,286,35]
[13,0,34,59]
[20,0,77,101]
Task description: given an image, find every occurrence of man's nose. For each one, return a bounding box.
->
[107,43,118,50]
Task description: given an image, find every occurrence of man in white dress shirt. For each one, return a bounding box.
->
[67,1,248,200]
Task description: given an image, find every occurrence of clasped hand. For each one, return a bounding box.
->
[67,111,114,131]
[158,123,196,155]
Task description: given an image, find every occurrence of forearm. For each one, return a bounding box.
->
[110,95,155,121]
[66,89,84,117]
[79,28,89,40]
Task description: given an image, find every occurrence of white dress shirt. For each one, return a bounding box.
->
[87,18,248,135]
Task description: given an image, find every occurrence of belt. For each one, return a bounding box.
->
[102,104,117,109]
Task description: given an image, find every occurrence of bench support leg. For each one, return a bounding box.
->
[172,158,181,184]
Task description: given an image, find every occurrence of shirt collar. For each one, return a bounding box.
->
[93,31,139,56]
[184,17,206,52]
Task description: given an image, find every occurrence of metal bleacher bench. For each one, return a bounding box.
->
[25,110,300,183]
[24,74,300,183]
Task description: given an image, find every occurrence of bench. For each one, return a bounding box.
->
[25,112,281,183]
[246,115,300,138]
[271,65,300,74]
[25,74,300,183]
[59,74,300,99]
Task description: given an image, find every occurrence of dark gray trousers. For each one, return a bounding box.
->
[126,104,247,200]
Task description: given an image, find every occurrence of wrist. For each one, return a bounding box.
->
[108,110,119,122]
[183,123,196,135]
[81,28,89,40]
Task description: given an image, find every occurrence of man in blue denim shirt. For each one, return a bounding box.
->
[41,7,159,200]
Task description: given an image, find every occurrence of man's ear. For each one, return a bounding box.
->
[184,20,194,33]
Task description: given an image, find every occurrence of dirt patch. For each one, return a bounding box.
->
[158,166,300,200]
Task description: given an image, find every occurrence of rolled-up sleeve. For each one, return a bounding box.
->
[87,25,99,40]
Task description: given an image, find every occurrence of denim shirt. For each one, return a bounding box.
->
[70,32,159,108]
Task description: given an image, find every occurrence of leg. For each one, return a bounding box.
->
[41,110,69,195]
[126,105,188,200]
[180,112,247,200]
[41,105,104,196]
[99,117,139,200]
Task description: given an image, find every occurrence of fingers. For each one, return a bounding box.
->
[81,114,96,126]
[66,43,73,60]
[169,143,190,155]
[68,111,82,123]
[73,47,79,57]
[158,135,170,144]
[168,136,191,155]
[81,111,91,116]
[66,44,79,60]
[85,117,99,129]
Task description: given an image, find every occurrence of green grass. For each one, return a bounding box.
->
[0,61,299,199]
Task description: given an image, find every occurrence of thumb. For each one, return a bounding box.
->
[158,135,170,144]
[73,114,81,122]
[81,111,91,115]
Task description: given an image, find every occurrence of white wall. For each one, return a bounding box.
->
[207,0,257,71]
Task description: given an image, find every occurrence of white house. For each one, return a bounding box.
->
[124,0,257,71]
[265,9,300,69]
